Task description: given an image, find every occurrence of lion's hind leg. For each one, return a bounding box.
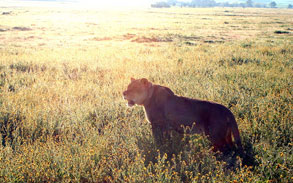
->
[225,128,233,148]
[209,129,227,152]
[211,139,227,152]
[209,124,232,152]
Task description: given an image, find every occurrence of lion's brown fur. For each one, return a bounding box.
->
[123,78,243,152]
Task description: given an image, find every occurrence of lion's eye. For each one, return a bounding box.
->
[128,86,137,91]
[127,84,142,93]
[127,88,134,93]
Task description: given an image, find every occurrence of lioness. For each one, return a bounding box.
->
[123,78,243,152]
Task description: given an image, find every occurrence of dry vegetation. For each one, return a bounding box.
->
[0,5,292,182]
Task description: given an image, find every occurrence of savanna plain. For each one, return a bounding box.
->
[0,5,292,183]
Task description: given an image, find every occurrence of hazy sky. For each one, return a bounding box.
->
[78,0,293,8]
[80,0,153,7]
[0,0,154,8]
[1,0,291,8]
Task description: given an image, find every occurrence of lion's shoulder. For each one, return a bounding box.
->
[155,85,174,95]
[151,85,175,105]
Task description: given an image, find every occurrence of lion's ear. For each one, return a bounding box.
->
[140,78,148,85]
[131,77,135,82]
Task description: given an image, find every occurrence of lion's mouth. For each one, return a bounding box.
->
[127,100,135,107]
[123,93,135,107]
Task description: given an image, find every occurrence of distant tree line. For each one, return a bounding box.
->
[151,1,171,8]
[151,0,293,9]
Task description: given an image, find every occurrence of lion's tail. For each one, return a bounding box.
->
[230,116,243,152]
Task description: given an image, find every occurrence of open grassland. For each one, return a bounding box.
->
[0,6,292,182]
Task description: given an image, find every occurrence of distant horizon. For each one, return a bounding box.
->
[1,0,292,8]
[1,0,152,8]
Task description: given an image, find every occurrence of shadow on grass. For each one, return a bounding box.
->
[137,131,258,171]
[212,135,258,171]
[241,136,258,168]
[136,131,185,165]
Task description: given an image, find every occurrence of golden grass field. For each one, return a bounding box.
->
[0,5,292,182]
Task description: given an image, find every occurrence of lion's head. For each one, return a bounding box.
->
[123,78,152,107]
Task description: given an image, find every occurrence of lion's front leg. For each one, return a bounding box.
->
[151,124,171,147]
[152,125,164,146]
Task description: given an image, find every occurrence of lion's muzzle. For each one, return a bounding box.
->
[123,91,135,107]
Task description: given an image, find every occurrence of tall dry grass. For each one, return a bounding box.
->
[0,6,292,182]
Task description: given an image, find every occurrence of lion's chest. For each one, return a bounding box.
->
[144,104,166,126]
